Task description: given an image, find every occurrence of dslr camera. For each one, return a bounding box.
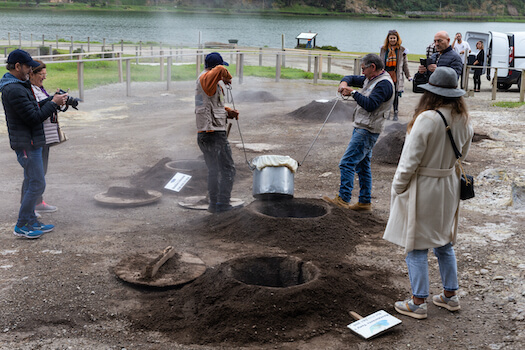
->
[55,89,82,111]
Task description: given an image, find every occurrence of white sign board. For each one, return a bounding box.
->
[347,310,401,339]
[164,172,192,192]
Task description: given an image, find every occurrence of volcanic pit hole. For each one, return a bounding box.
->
[228,256,319,288]
[252,199,328,218]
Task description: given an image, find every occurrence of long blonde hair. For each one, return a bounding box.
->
[408,91,469,133]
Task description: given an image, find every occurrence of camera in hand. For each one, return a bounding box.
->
[420,58,427,67]
[56,89,82,111]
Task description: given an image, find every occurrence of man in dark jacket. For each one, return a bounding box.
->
[0,49,67,239]
[418,31,463,78]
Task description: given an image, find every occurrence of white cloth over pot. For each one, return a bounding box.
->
[251,155,298,173]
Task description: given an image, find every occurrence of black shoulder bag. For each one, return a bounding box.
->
[435,110,475,200]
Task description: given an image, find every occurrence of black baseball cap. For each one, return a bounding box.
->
[7,49,41,68]
[205,52,229,69]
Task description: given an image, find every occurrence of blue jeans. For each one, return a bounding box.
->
[197,131,236,204]
[16,148,46,227]
[338,128,379,203]
[405,243,459,299]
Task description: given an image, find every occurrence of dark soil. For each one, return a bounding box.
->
[105,186,153,199]
[287,100,356,123]
[129,198,404,346]
[234,90,281,103]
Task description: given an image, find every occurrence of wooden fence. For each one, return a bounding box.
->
[1,44,524,102]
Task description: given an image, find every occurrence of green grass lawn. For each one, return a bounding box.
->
[41,61,344,92]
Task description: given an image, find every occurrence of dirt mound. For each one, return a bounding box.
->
[372,124,407,165]
[234,90,280,103]
[287,100,356,123]
[128,198,404,346]
[129,157,208,196]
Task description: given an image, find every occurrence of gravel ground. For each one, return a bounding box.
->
[0,74,524,349]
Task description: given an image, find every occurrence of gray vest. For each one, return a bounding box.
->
[353,71,394,134]
[195,71,228,132]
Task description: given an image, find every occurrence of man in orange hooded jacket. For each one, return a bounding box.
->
[195,52,240,213]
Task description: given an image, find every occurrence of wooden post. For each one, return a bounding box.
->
[87,37,90,52]
[18,32,21,49]
[327,54,332,74]
[118,53,123,83]
[464,66,470,92]
[167,56,173,90]
[259,47,262,66]
[275,53,281,82]
[69,45,73,59]
[491,68,497,101]
[150,45,154,63]
[461,54,468,89]
[56,35,58,49]
[121,40,124,53]
[49,45,53,61]
[307,54,312,72]
[236,50,240,76]
[196,50,201,78]
[318,55,323,79]
[354,57,361,75]
[281,50,286,68]
[31,33,33,48]
[135,46,139,64]
[8,32,10,46]
[314,56,319,84]
[42,34,44,47]
[103,38,106,53]
[70,36,73,51]
[520,69,525,102]
[77,58,85,101]
[160,50,164,81]
[239,53,244,85]
[111,44,115,58]
[126,59,131,97]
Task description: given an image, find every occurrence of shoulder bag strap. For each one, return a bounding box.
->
[435,110,462,159]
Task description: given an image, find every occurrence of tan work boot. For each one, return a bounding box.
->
[348,202,372,212]
[322,195,350,209]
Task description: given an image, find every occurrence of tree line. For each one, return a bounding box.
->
[15,0,525,16]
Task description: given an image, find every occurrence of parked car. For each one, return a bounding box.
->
[465,31,525,91]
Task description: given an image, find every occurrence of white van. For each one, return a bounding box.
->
[465,31,525,90]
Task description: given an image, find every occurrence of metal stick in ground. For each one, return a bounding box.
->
[225,85,254,170]
[298,98,339,167]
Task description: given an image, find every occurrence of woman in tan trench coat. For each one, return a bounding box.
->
[383,67,474,319]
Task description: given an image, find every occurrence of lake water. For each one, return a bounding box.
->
[1,9,525,55]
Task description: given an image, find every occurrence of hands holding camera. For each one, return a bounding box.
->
[52,90,68,106]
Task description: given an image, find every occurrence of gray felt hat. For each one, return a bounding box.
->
[420,67,466,98]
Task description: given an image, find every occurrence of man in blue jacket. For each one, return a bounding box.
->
[324,53,394,212]
[0,49,67,239]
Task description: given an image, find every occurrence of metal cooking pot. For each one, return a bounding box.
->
[252,165,294,199]
[251,155,298,200]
